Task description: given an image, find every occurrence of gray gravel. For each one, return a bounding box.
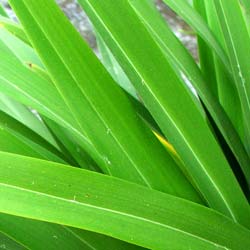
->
[156,0,197,59]
[56,0,96,50]
[0,0,197,58]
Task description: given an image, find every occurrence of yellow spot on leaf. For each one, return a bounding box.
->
[153,131,178,157]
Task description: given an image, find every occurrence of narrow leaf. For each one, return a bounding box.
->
[0,213,108,250]
[0,152,250,250]
[0,4,8,18]
[213,0,250,156]
[0,16,30,44]
[77,0,250,226]
[161,0,231,73]
[129,0,250,187]
[8,0,201,202]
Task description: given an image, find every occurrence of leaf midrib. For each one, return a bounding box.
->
[63,227,97,250]
[0,230,31,250]
[0,182,228,250]
[22,0,153,187]
[218,2,250,110]
[161,0,230,73]
[83,0,235,220]
[0,74,92,147]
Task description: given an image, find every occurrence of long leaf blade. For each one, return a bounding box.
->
[213,0,250,156]
[8,0,201,202]
[77,0,250,226]
[129,0,250,190]
[161,0,231,73]
[0,110,68,164]
[0,213,108,250]
[0,152,250,250]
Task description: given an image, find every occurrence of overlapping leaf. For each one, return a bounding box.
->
[8,0,201,203]
[77,0,250,226]
[212,0,250,157]
[0,1,250,249]
[0,152,250,250]
[129,0,250,190]
[161,0,231,73]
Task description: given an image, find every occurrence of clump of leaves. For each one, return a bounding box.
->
[0,0,249,249]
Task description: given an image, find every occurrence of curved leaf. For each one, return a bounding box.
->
[0,152,249,250]
[213,0,250,157]
[0,110,67,163]
[77,0,250,226]
[0,213,110,250]
[161,0,231,74]
[8,0,201,202]
[129,0,250,191]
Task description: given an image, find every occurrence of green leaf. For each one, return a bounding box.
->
[198,0,245,142]
[0,208,142,250]
[213,0,250,156]
[68,227,144,250]
[96,31,163,134]
[0,4,8,18]
[0,18,160,178]
[0,26,41,67]
[8,0,201,203]
[4,25,161,152]
[0,113,137,250]
[0,152,250,250]
[0,93,58,148]
[43,117,101,172]
[129,0,250,189]
[0,16,30,45]
[96,31,137,100]
[0,110,67,163]
[0,230,26,250]
[0,28,90,155]
[0,35,105,167]
[161,0,231,74]
[193,0,218,98]
[241,0,250,29]
[77,0,250,226]
[141,1,246,170]
[0,213,113,250]
[130,1,204,115]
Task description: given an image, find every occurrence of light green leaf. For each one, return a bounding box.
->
[241,0,250,30]
[199,0,244,142]
[0,26,41,67]
[213,0,250,156]
[96,31,163,134]
[0,36,105,168]
[161,0,231,73]
[193,0,218,98]
[77,0,250,226]
[0,152,250,250]
[8,0,201,203]
[0,110,67,163]
[129,0,250,189]
[0,4,8,18]
[96,31,137,100]
[0,16,30,45]
[0,93,58,149]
